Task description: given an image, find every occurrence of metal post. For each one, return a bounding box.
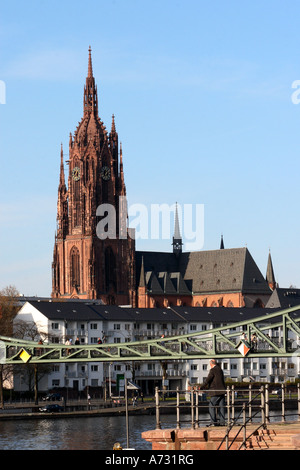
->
[265,383,269,423]
[260,386,265,425]
[231,385,235,423]
[176,387,180,429]
[297,383,300,421]
[195,390,199,429]
[248,384,252,422]
[155,387,161,430]
[226,386,231,426]
[191,389,195,429]
[281,383,285,423]
[125,378,129,449]
[242,403,246,450]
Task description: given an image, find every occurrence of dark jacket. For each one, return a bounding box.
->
[200,364,226,396]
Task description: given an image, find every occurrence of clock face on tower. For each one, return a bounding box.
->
[100,166,111,181]
[72,166,80,181]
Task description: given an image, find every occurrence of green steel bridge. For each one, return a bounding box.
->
[1,305,300,364]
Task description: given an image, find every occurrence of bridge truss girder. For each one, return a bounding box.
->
[0,305,300,364]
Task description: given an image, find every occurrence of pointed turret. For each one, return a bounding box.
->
[172,203,183,257]
[220,234,224,249]
[119,142,126,195]
[59,143,66,187]
[88,45,93,78]
[139,256,146,288]
[56,144,68,239]
[266,250,276,290]
[83,46,98,116]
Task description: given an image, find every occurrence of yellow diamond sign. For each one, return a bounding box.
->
[19,349,31,363]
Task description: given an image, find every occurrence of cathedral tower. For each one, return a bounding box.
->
[52,48,135,305]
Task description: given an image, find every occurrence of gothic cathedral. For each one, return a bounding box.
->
[52,48,136,305]
[52,48,275,309]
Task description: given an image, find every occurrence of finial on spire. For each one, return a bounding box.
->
[111,114,116,133]
[88,45,93,78]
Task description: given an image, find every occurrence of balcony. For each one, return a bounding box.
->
[132,329,188,339]
[136,369,187,378]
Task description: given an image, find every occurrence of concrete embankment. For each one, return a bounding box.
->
[0,398,297,421]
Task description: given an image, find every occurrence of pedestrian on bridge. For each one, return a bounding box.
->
[199,359,226,427]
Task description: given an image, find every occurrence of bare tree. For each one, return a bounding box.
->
[0,285,19,407]
[13,319,53,403]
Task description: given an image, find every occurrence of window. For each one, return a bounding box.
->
[70,246,80,288]
[191,364,198,370]
[91,365,98,372]
[190,324,197,331]
[114,324,120,330]
[51,323,59,330]
[114,337,121,343]
[90,323,98,330]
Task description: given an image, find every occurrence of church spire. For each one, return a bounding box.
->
[88,45,93,78]
[266,250,276,291]
[172,203,183,257]
[83,46,98,116]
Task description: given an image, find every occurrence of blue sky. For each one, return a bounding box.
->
[1,0,300,296]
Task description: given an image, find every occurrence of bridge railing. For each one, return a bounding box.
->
[154,383,300,432]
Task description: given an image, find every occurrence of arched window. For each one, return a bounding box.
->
[70,246,80,289]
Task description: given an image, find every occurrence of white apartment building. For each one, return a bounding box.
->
[13,301,300,395]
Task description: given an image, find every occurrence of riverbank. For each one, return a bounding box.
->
[0,398,298,421]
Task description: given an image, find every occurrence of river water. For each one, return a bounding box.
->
[0,414,185,451]
[0,410,297,451]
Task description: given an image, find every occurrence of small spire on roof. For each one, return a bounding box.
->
[139,256,146,288]
[220,234,224,249]
[266,249,276,291]
[172,203,183,257]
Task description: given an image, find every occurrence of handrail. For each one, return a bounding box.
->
[154,383,300,449]
[217,387,265,450]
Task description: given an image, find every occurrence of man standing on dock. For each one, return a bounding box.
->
[199,359,226,427]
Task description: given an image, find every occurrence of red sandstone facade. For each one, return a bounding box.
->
[52,48,135,305]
